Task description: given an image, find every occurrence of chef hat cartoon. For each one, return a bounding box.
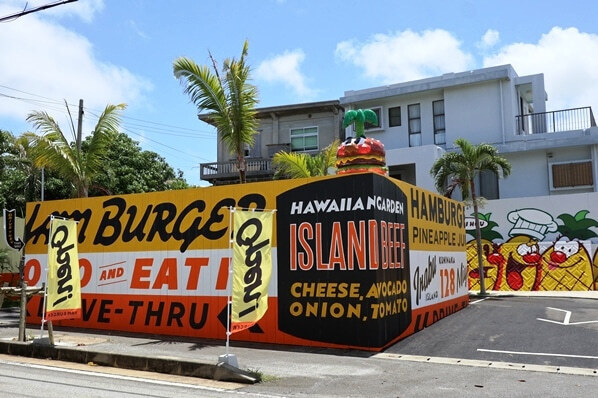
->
[507,208,558,240]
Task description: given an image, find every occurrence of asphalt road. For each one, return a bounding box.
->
[0,355,243,398]
[386,295,598,369]
[1,294,597,397]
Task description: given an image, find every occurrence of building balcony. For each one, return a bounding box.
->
[516,106,596,135]
[200,158,274,185]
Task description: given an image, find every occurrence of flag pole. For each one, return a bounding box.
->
[219,206,238,367]
[39,216,54,339]
[226,206,234,357]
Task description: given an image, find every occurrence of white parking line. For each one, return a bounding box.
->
[477,348,598,360]
[469,297,490,305]
[537,307,598,326]
[374,352,598,376]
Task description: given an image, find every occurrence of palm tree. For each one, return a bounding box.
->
[343,109,378,137]
[173,40,258,184]
[430,138,511,295]
[272,140,339,179]
[26,103,126,198]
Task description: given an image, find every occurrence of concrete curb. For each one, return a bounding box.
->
[0,340,257,384]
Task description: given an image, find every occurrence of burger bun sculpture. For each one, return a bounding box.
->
[336,109,388,176]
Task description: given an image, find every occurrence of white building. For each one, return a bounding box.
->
[339,64,598,199]
[199,64,597,200]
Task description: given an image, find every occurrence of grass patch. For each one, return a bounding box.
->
[245,368,278,383]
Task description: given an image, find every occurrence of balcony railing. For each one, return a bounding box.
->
[515,106,596,135]
[200,158,274,185]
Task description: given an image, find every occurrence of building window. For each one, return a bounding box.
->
[389,106,401,127]
[433,100,445,145]
[290,126,318,151]
[408,103,421,146]
[364,107,382,131]
[475,170,499,200]
[549,160,593,190]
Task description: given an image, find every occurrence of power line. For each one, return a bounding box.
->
[0,0,78,23]
[0,84,216,165]
[84,109,213,163]
[0,86,215,138]
[119,113,213,134]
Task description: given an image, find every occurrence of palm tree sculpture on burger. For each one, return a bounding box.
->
[343,109,378,139]
[336,109,388,176]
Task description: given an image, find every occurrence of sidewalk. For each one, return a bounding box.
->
[1,291,597,397]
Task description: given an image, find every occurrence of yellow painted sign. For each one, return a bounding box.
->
[231,210,274,333]
[46,218,81,320]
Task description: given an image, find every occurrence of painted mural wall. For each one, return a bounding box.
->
[23,173,468,352]
[466,192,598,291]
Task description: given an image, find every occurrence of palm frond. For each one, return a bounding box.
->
[342,110,358,129]
[319,140,340,175]
[26,103,126,197]
[272,151,311,179]
[85,104,126,177]
[173,57,229,117]
[363,109,378,125]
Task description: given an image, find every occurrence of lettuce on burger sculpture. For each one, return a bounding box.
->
[336,109,388,176]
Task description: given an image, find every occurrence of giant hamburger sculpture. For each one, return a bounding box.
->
[336,109,388,176]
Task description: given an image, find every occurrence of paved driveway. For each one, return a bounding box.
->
[385,295,598,370]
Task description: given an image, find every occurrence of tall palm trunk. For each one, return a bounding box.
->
[469,178,486,295]
[237,152,246,184]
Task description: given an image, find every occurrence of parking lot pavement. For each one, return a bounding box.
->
[387,292,598,370]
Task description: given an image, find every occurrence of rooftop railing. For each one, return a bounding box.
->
[516,106,596,135]
[200,158,274,185]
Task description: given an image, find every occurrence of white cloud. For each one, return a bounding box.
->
[483,27,598,111]
[335,29,474,84]
[255,49,317,99]
[478,29,500,49]
[128,19,149,40]
[0,2,151,136]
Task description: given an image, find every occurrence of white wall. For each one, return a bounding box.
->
[386,145,444,192]
[500,151,550,198]
[444,81,504,146]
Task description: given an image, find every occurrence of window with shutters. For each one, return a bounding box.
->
[549,160,593,190]
[408,103,421,147]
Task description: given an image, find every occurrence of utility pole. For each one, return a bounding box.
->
[76,99,84,151]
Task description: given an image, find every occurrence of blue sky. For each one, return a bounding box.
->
[1,0,598,186]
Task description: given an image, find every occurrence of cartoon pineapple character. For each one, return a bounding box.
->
[500,236,542,291]
[466,213,506,290]
[538,210,598,291]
